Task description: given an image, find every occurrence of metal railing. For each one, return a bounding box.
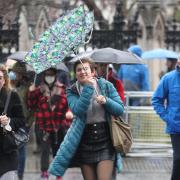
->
[124,91,171,157]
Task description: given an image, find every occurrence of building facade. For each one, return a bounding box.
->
[1,0,180,89]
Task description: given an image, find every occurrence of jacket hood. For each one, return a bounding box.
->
[128,45,142,57]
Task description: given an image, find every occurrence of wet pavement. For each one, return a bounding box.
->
[17,129,173,180]
[20,170,171,180]
[20,143,172,180]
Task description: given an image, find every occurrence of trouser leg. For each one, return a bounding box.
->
[170,134,180,180]
[39,131,50,171]
[50,129,65,157]
[17,144,26,179]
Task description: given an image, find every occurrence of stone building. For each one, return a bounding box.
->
[1,0,180,89]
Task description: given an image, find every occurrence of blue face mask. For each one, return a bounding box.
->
[8,71,16,80]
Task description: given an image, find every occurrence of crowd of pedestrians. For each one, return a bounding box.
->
[0,42,179,180]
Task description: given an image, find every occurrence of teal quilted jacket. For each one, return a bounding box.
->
[48,78,124,176]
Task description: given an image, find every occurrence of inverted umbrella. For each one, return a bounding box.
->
[7,51,69,73]
[70,47,143,64]
[24,5,94,73]
[142,48,179,60]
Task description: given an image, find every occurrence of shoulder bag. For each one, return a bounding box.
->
[2,91,29,153]
[110,116,133,154]
[105,82,133,154]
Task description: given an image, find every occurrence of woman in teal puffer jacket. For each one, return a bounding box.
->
[49,58,124,180]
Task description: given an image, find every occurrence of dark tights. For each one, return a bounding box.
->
[81,160,114,180]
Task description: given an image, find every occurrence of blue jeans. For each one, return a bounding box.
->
[170,134,180,180]
[17,144,26,179]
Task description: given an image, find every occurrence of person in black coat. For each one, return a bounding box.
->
[0,64,25,180]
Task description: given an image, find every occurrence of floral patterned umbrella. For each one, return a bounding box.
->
[24,5,94,73]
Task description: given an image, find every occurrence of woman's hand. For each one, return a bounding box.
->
[0,115,12,131]
[83,77,96,87]
[29,84,36,91]
[95,95,106,105]
[65,111,73,119]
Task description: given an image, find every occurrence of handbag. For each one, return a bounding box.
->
[110,116,133,154]
[104,82,133,154]
[2,91,29,153]
[13,127,29,148]
[3,128,29,153]
[3,131,17,153]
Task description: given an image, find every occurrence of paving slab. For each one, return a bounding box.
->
[22,143,172,180]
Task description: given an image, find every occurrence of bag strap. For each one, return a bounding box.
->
[3,90,12,114]
[105,82,127,123]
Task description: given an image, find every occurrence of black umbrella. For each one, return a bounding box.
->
[6,51,34,71]
[56,62,69,73]
[70,48,143,64]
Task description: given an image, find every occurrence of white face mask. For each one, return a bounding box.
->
[45,75,55,84]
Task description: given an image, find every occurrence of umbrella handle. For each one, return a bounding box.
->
[33,74,37,85]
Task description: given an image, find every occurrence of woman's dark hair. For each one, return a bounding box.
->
[44,67,57,75]
[12,62,27,74]
[73,58,96,74]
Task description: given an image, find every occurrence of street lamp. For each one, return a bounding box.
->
[0,17,19,62]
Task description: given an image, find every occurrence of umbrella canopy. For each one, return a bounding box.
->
[70,48,143,64]
[24,5,94,74]
[6,51,34,71]
[7,51,28,62]
[142,48,179,60]
[56,62,69,73]
[7,51,69,72]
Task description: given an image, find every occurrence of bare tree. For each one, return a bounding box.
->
[83,0,104,21]
[83,0,138,22]
[0,0,18,16]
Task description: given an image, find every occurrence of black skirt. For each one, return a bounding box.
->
[73,122,115,165]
